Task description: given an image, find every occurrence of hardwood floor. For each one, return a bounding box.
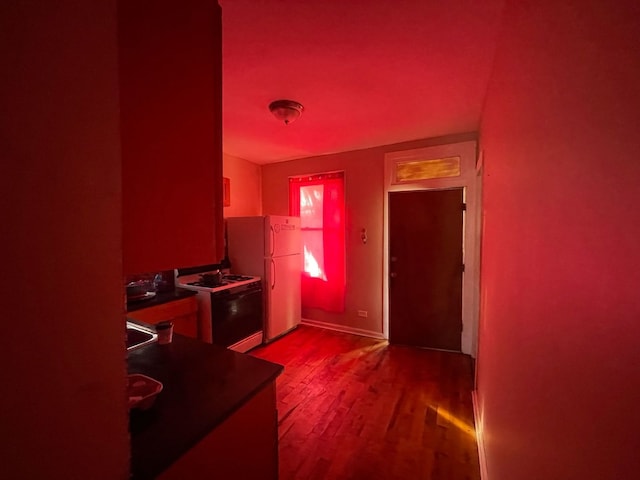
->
[250,325,480,480]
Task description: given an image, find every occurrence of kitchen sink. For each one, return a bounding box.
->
[127,322,158,350]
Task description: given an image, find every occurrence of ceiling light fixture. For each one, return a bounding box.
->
[268,99,304,125]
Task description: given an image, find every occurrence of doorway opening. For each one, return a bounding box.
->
[388,188,464,351]
[383,141,481,357]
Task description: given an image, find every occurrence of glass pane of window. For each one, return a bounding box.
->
[300,185,324,229]
[395,156,461,182]
[289,171,345,313]
[302,230,326,280]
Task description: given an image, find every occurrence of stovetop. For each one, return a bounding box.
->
[186,274,255,288]
[175,271,260,293]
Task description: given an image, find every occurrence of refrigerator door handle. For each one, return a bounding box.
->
[269,225,275,257]
[270,258,276,290]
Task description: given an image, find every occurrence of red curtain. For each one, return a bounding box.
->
[289,172,345,313]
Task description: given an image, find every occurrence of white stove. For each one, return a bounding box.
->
[175,266,264,352]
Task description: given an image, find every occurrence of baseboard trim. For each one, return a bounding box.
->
[300,318,386,340]
[472,390,488,480]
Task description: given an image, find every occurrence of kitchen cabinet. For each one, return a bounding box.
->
[127,296,199,338]
[119,0,224,275]
[158,382,278,480]
[128,335,283,479]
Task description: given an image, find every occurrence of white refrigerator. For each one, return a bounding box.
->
[226,215,301,342]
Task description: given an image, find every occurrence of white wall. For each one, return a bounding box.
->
[262,134,477,336]
[223,153,263,217]
[1,2,129,478]
[477,0,640,478]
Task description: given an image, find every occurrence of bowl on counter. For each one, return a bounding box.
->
[128,373,163,410]
[126,281,156,302]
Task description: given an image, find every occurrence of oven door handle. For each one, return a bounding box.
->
[222,289,261,302]
[270,258,276,290]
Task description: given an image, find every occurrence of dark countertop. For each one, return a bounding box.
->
[127,335,283,479]
[126,288,197,313]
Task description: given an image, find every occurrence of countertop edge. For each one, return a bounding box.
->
[128,336,283,479]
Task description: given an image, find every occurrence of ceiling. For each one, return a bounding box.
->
[219,0,505,165]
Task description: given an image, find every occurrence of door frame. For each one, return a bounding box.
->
[383,141,481,357]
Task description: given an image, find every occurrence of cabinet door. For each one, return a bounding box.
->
[119,0,224,275]
[158,382,278,480]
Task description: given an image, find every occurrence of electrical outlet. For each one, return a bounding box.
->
[357,310,368,318]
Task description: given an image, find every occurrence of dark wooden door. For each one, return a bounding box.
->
[388,189,464,350]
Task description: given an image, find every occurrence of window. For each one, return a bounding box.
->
[289,172,345,313]
[395,156,461,182]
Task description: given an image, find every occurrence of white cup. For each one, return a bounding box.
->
[156,321,174,344]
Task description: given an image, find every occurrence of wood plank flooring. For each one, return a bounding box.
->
[249,325,480,480]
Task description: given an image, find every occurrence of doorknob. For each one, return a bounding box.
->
[390,272,397,278]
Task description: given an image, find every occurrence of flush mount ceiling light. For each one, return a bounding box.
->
[268,99,304,125]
